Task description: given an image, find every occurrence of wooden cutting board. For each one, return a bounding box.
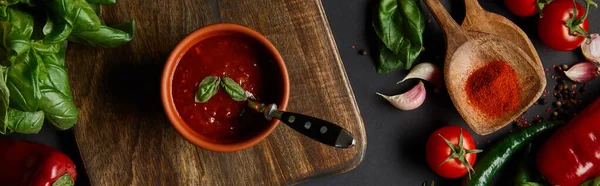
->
[68,0,366,185]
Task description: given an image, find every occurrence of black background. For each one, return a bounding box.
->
[5,0,600,185]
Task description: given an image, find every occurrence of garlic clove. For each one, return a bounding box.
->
[582,34,600,64]
[377,81,426,111]
[564,62,600,83]
[397,62,442,88]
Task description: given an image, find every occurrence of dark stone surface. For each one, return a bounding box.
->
[4,0,600,185]
[303,0,600,185]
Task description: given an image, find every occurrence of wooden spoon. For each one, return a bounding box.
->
[461,0,546,75]
[424,0,546,135]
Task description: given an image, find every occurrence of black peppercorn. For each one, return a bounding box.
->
[556,84,564,91]
[563,101,571,108]
[554,101,562,108]
[359,49,367,55]
[538,98,547,105]
[558,79,567,84]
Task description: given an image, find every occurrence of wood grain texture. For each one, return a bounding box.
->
[69,0,366,185]
[424,0,545,135]
[461,0,545,76]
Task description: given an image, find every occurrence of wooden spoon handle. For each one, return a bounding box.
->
[464,0,484,16]
[423,0,467,44]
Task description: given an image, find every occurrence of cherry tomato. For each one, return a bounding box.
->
[504,0,538,17]
[426,126,480,179]
[538,0,588,51]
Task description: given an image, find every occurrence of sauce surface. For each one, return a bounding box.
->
[172,35,280,143]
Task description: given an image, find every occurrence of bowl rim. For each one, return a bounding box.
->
[161,23,290,152]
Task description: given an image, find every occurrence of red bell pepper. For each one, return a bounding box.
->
[0,139,77,186]
[537,97,600,186]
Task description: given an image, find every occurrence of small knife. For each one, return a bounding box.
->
[248,100,356,148]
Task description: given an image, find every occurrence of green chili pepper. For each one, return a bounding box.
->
[463,121,563,186]
[514,144,545,186]
[515,144,533,185]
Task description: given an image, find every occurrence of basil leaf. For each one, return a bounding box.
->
[195,76,220,103]
[377,43,404,74]
[43,14,73,44]
[0,67,10,135]
[52,174,75,186]
[88,3,102,17]
[221,77,247,102]
[0,0,30,7]
[372,0,425,73]
[0,6,6,17]
[43,0,101,33]
[7,50,42,112]
[5,108,44,134]
[31,40,60,55]
[68,19,135,48]
[39,42,77,130]
[0,8,34,65]
[86,0,115,4]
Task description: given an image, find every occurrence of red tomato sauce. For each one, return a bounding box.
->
[172,35,281,143]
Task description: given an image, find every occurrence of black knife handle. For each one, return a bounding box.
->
[278,112,355,148]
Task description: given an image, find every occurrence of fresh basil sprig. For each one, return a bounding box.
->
[194,76,250,103]
[5,108,44,134]
[0,0,134,135]
[38,41,78,130]
[221,77,248,102]
[372,0,425,74]
[67,20,136,48]
[195,76,220,103]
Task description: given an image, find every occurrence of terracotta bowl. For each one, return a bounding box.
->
[161,23,290,152]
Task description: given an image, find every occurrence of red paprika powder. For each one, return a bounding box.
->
[466,60,520,118]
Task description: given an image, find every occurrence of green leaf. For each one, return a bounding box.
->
[39,42,78,130]
[519,182,544,186]
[0,6,6,18]
[68,19,136,48]
[43,14,73,44]
[377,43,404,74]
[195,76,220,103]
[372,0,425,73]
[221,77,247,102]
[581,176,600,186]
[0,67,10,135]
[0,0,29,7]
[88,3,102,16]
[43,0,101,33]
[52,174,75,186]
[5,108,44,134]
[86,0,115,4]
[31,40,60,55]
[7,50,42,112]
[0,7,34,65]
